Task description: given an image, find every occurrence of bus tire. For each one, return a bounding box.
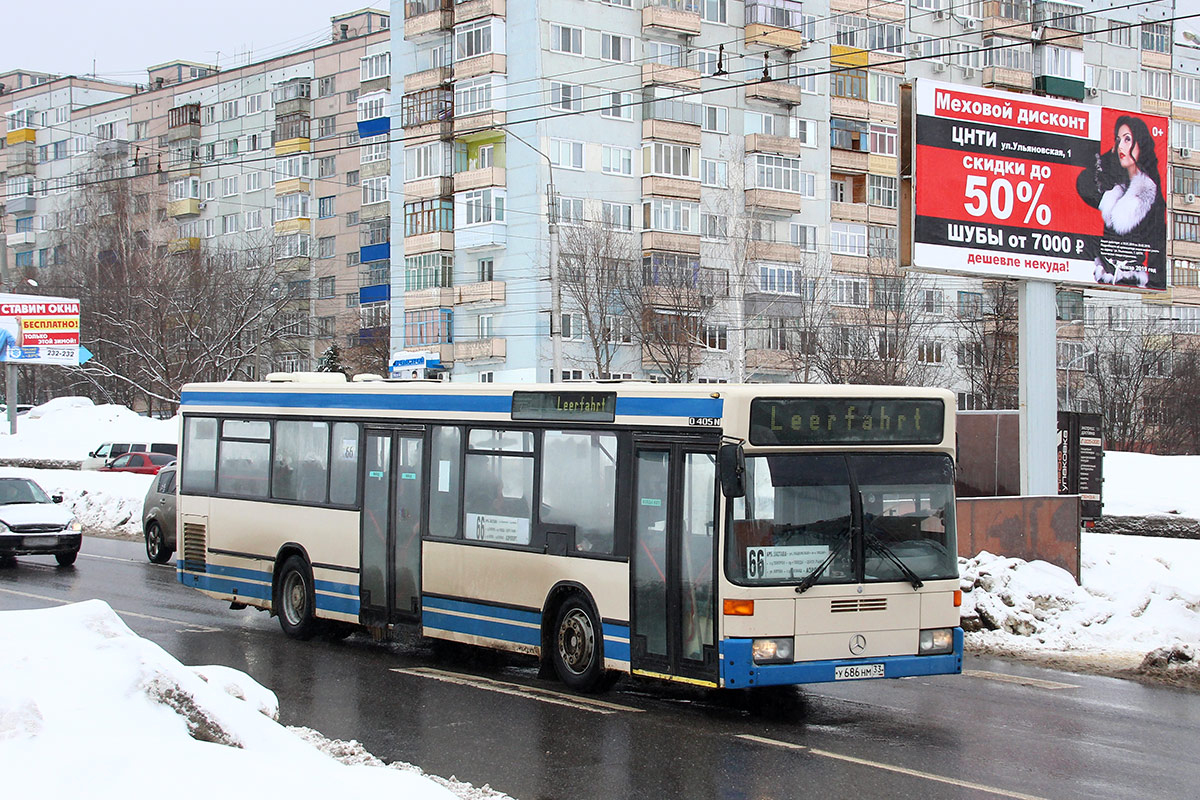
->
[277,555,320,640]
[551,596,605,693]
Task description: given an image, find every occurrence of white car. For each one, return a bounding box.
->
[0,478,83,567]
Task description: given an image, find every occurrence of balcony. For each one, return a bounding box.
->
[454,337,505,362]
[1034,75,1084,101]
[744,0,809,50]
[745,134,803,157]
[454,53,507,82]
[5,231,37,249]
[402,176,450,201]
[96,140,135,158]
[404,0,452,40]
[983,66,1033,91]
[405,231,455,255]
[274,178,311,196]
[405,287,456,310]
[6,144,36,175]
[642,119,701,146]
[167,237,201,254]
[401,87,454,139]
[167,198,201,218]
[454,110,506,136]
[361,242,391,263]
[642,0,702,37]
[275,115,312,155]
[274,218,312,235]
[747,241,812,262]
[167,104,201,141]
[831,201,868,223]
[642,176,701,202]
[981,0,1032,38]
[744,188,803,215]
[454,0,504,25]
[642,231,701,255]
[454,167,504,192]
[457,222,506,251]
[405,66,452,93]
[458,280,505,305]
[745,80,804,106]
[830,148,869,173]
[5,195,36,216]
[642,63,702,90]
[360,284,391,306]
[6,128,35,146]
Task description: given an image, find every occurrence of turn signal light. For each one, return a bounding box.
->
[953,589,962,608]
[723,598,754,616]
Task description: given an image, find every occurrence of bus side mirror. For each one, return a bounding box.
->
[718,444,745,499]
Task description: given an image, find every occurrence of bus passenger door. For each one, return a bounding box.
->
[361,429,425,626]
[630,443,718,684]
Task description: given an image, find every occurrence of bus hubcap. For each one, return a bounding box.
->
[559,609,594,674]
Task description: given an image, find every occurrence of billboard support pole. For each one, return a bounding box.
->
[1018,280,1058,495]
[5,363,16,436]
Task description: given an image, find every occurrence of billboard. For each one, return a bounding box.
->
[0,294,81,365]
[910,80,1169,291]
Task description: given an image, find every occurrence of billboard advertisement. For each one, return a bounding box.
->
[911,80,1169,291]
[0,294,81,365]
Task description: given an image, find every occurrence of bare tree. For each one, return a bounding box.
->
[556,218,639,379]
[951,280,1020,408]
[1145,342,1200,454]
[43,152,299,411]
[1081,310,1172,451]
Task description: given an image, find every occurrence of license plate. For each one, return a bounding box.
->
[835,663,884,680]
[23,536,57,547]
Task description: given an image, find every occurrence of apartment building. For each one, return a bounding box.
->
[391,0,1200,403]
[0,8,393,375]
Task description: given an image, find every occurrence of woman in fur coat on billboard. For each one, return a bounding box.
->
[1076,114,1167,289]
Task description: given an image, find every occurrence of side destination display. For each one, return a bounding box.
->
[750,398,945,446]
[511,391,617,422]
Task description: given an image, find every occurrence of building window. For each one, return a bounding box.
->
[790,223,817,251]
[700,158,727,188]
[550,82,581,112]
[831,68,867,100]
[602,201,633,231]
[361,52,391,81]
[318,196,335,219]
[600,91,633,120]
[319,276,336,298]
[455,18,495,61]
[550,24,583,55]
[318,237,336,259]
[556,196,584,225]
[752,154,802,192]
[463,188,506,225]
[478,258,494,282]
[868,175,898,208]
[601,146,633,175]
[549,139,584,170]
[601,33,632,62]
[830,222,867,256]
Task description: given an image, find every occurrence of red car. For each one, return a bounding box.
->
[99,452,176,475]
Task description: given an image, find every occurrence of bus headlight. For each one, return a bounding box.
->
[68,520,83,533]
[919,628,954,655]
[752,637,794,664]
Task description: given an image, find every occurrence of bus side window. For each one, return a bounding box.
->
[541,430,616,555]
[428,426,462,538]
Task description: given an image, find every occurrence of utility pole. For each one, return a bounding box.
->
[0,224,16,434]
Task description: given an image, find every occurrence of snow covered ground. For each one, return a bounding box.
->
[0,397,1197,798]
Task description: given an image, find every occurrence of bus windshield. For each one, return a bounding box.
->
[726,453,958,586]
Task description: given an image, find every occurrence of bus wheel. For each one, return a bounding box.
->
[277,556,319,640]
[552,597,605,692]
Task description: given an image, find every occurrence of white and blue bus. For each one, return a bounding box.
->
[177,376,962,692]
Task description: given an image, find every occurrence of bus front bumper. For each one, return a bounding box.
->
[721,628,963,688]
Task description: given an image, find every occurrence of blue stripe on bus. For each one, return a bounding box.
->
[179,562,359,615]
[602,622,631,662]
[423,609,543,647]
[422,595,542,625]
[179,390,723,420]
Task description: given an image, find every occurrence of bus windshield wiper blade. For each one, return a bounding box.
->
[863,531,923,589]
[795,528,853,595]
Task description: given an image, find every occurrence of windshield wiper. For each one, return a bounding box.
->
[795,527,853,595]
[863,530,923,589]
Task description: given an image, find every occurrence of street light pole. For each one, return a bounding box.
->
[505,128,561,383]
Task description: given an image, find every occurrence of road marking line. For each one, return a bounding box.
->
[0,586,220,632]
[736,734,1051,800]
[392,667,643,715]
[964,670,1079,690]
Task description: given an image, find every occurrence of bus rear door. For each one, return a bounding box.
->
[630,439,719,686]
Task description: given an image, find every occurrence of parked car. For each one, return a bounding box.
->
[141,465,176,564]
[98,452,176,475]
[82,441,177,470]
[0,477,83,567]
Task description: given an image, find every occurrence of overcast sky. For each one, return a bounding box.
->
[5,2,388,83]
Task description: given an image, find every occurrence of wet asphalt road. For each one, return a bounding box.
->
[2,536,1197,800]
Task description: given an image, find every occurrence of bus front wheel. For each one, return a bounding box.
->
[277,555,319,640]
[551,597,605,692]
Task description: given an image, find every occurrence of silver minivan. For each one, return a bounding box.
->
[141,465,177,564]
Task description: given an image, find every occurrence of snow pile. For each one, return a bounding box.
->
[0,396,177,463]
[0,466,151,536]
[960,532,1200,681]
[0,599,478,800]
